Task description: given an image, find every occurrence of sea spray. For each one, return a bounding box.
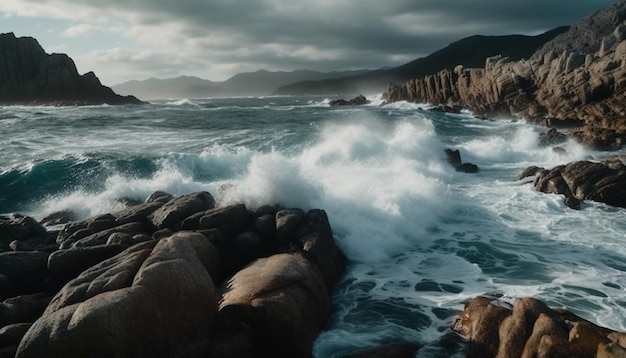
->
[2,97,626,357]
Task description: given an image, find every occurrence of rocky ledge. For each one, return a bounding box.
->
[0,191,346,357]
[384,1,626,150]
[518,158,626,209]
[0,33,142,106]
[454,295,626,358]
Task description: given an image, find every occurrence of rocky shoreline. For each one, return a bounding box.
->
[384,1,626,151]
[0,191,346,357]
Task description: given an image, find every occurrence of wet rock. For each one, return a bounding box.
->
[39,211,76,227]
[17,232,219,358]
[444,149,479,173]
[216,253,330,358]
[145,191,174,204]
[47,244,128,289]
[196,204,250,239]
[517,166,545,181]
[0,215,48,251]
[275,208,305,245]
[539,127,568,146]
[66,222,148,249]
[148,191,215,230]
[453,295,626,358]
[111,201,164,225]
[329,95,370,106]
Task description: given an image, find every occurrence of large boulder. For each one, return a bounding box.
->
[214,253,331,357]
[17,232,219,358]
[521,160,626,208]
[0,293,51,327]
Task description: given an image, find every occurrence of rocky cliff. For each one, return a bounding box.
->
[0,33,142,106]
[385,1,626,150]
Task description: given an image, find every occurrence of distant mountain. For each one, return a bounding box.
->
[112,69,370,100]
[273,26,569,96]
[112,76,219,100]
[0,32,142,106]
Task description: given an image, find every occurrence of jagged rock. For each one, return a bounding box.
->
[385,2,626,150]
[17,232,219,358]
[215,253,330,358]
[329,95,370,106]
[148,191,216,230]
[275,208,305,245]
[453,295,626,358]
[520,160,626,208]
[63,221,148,249]
[539,127,568,146]
[0,33,142,106]
[444,149,480,173]
[517,166,545,180]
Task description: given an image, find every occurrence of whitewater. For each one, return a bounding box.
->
[2,96,626,357]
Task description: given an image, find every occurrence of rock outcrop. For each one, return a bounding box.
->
[384,1,626,150]
[518,158,626,209]
[453,295,626,358]
[329,95,370,106]
[0,191,346,357]
[0,33,142,106]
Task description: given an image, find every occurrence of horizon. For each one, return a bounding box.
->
[0,0,619,86]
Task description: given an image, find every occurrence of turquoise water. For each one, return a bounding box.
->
[2,96,626,357]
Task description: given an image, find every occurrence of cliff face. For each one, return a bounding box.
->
[385,1,626,150]
[0,33,142,106]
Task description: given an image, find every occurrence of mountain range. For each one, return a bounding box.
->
[112,27,568,100]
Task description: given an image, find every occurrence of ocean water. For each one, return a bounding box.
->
[2,96,626,357]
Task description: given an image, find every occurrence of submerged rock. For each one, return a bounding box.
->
[520,160,626,209]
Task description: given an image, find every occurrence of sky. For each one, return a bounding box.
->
[0,0,618,86]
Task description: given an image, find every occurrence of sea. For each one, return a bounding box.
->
[2,95,626,357]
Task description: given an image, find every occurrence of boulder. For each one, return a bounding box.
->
[195,204,250,239]
[215,253,331,358]
[444,149,480,173]
[39,211,76,227]
[111,201,164,225]
[145,191,175,204]
[0,251,49,294]
[46,244,128,289]
[275,208,305,245]
[65,222,148,249]
[538,127,568,146]
[17,232,219,358]
[329,95,370,106]
[148,191,215,230]
[0,294,51,327]
[0,215,48,251]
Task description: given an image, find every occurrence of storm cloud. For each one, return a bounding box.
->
[0,0,618,84]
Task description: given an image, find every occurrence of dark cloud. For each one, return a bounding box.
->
[1,0,618,83]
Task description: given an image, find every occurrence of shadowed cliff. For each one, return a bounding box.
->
[0,33,142,106]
